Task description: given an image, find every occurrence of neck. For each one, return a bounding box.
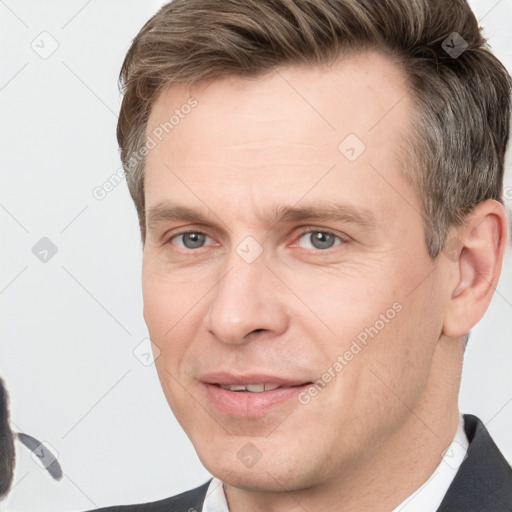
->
[224,336,465,512]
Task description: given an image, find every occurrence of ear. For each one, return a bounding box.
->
[442,199,509,338]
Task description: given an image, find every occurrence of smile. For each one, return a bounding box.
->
[218,383,281,392]
[200,374,313,417]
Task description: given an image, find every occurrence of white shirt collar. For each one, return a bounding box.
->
[391,414,468,512]
[203,476,229,512]
[203,415,468,512]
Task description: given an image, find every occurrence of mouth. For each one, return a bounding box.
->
[217,383,294,392]
[200,374,313,417]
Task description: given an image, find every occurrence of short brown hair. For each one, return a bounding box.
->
[117,0,511,257]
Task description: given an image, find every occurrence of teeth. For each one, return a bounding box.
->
[246,384,265,392]
[219,384,281,392]
[221,384,247,391]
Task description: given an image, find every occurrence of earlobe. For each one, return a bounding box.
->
[442,199,508,339]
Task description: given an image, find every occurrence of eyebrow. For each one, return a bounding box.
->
[146,201,378,233]
[268,203,378,230]
[147,204,213,231]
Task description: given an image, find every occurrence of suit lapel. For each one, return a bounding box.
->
[437,414,512,511]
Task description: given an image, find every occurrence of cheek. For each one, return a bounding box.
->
[300,260,439,395]
[143,275,201,420]
[348,279,441,418]
[142,273,196,375]
[143,264,197,336]
[283,265,401,355]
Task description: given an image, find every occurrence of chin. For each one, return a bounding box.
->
[197,438,322,493]
[211,463,303,492]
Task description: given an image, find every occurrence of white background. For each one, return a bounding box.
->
[0,1,511,510]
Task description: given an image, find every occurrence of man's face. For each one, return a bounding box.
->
[142,52,450,491]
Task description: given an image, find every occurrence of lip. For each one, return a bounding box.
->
[200,372,309,387]
[199,372,312,417]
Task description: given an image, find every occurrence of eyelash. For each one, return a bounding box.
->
[167,228,344,252]
[292,229,343,251]
[168,230,216,248]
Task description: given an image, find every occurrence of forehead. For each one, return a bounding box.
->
[147,50,410,142]
[144,51,416,224]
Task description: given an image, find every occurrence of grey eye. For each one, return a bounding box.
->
[176,232,208,249]
[298,231,339,250]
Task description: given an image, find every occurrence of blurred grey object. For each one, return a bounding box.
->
[0,378,62,503]
[0,378,14,499]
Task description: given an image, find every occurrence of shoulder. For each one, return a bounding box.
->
[438,414,512,511]
[83,480,211,512]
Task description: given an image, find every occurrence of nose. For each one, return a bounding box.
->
[204,251,289,345]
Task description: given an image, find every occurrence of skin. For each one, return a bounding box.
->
[141,51,509,511]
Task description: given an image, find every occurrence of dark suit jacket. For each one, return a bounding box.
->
[88,415,512,511]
